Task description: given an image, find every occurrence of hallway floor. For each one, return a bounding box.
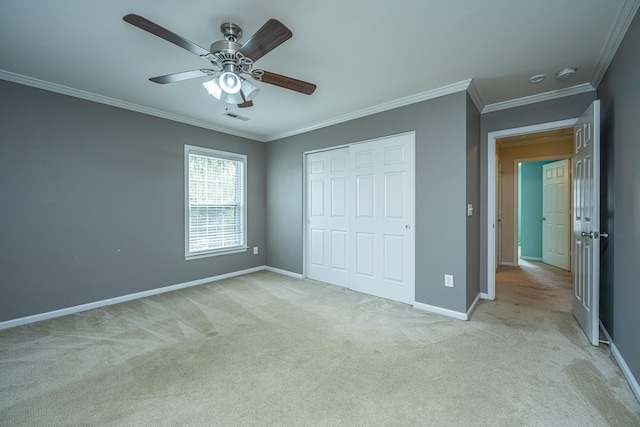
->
[496,255,573,313]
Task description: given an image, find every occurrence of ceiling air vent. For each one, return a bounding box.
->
[223,112,250,121]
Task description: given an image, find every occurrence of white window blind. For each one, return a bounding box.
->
[185,146,247,259]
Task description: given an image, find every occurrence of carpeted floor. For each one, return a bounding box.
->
[496,257,574,313]
[1,271,639,426]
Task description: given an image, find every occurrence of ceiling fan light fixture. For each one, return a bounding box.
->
[203,78,223,99]
[241,79,260,101]
[224,91,244,105]
[219,71,242,94]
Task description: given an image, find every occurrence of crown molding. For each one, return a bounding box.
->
[265,79,474,141]
[591,0,640,88]
[0,70,266,142]
[482,83,596,114]
[466,79,485,113]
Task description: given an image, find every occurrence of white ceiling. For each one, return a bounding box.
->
[1,0,638,142]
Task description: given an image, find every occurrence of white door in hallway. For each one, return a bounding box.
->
[542,159,571,270]
[348,133,415,304]
[573,100,601,346]
[496,155,502,270]
[305,148,349,287]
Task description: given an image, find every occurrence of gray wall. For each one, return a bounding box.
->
[479,91,596,294]
[0,80,266,322]
[597,9,640,390]
[266,91,477,313]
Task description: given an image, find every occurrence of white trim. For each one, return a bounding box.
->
[184,145,248,260]
[185,246,249,260]
[487,141,497,300]
[413,302,469,321]
[303,144,350,156]
[266,80,474,141]
[600,321,640,404]
[591,0,640,89]
[264,266,304,279]
[480,292,492,300]
[466,79,485,113]
[466,293,482,319]
[487,119,578,300]
[0,266,266,331]
[483,84,595,114]
[0,70,266,142]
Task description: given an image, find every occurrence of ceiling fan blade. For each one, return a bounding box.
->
[149,70,215,84]
[238,19,292,62]
[254,70,316,95]
[123,14,210,57]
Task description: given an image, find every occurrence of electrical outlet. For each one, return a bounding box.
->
[253,247,258,255]
[444,274,454,287]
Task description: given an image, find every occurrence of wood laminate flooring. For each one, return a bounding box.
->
[496,254,573,313]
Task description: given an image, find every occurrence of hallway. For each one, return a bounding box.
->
[495,256,573,313]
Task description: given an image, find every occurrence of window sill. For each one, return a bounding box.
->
[185,246,248,260]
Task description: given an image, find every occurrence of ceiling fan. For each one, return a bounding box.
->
[123,14,317,108]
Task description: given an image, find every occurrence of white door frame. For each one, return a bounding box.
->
[485,119,577,300]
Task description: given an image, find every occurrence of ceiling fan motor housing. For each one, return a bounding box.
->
[209,39,253,74]
[220,22,242,42]
[209,40,242,58]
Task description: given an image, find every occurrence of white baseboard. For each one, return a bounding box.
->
[499,262,517,267]
[520,256,543,261]
[480,292,493,300]
[0,266,267,330]
[600,321,640,404]
[413,302,469,320]
[264,266,304,279]
[466,293,481,318]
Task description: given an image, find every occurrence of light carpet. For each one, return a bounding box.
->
[1,271,639,426]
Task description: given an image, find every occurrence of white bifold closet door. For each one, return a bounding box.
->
[306,147,349,287]
[305,133,415,304]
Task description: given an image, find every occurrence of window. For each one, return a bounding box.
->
[185,145,247,259]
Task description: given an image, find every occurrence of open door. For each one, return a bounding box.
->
[573,100,602,346]
[542,159,571,270]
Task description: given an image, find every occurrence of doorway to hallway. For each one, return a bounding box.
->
[496,247,573,312]
[494,127,574,312]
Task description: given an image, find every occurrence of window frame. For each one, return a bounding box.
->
[184,145,248,260]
